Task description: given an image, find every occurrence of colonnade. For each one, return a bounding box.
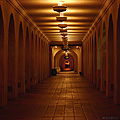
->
[83,0,120,104]
[0,1,50,107]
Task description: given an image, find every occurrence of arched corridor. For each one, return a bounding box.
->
[0,0,120,119]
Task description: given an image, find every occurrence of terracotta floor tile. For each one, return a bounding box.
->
[64,116,75,120]
[0,73,120,120]
[53,116,64,120]
[75,116,86,120]
[41,117,53,120]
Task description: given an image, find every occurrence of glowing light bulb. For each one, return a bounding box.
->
[60,12,64,17]
[55,46,57,48]
[58,0,62,6]
[65,52,68,56]
[58,0,64,6]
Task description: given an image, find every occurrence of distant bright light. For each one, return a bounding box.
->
[65,52,68,56]
[76,46,79,48]
[58,0,64,6]
[55,46,57,48]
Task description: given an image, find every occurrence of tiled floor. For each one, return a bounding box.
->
[0,73,120,120]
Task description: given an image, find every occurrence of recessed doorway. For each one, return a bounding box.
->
[60,55,74,71]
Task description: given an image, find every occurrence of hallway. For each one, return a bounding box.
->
[0,73,120,120]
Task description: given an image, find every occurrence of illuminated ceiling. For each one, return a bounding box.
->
[18,0,106,43]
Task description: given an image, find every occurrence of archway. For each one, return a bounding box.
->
[43,41,45,79]
[31,32,34,86]
[107,14,114,97]
[38,38,40,83]
[60,54,74,71]
[41,40,43,80]
[93,32,97,85]
[91,36,93,83]
[87,42,89,79]
[8,14,16,99]
[34,34,37,83]
[89,38,91,81]
[54,49,78,73]
[18,22,24,94]
[115,7,120,104]
[25,27,30,90]
[97,27,101,88]
[0,6,5,106]
[101,22,106,92]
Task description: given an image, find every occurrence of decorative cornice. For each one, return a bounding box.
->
[82,0,116,42]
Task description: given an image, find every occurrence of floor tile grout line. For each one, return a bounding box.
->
[82,82,98,120]
[87,100,100,120]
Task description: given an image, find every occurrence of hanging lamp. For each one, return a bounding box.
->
[56,16,67,22]
[61,33,67,36]
[62,36,68,40]
[58,24,67,28]
[60,29,67,32]
[53,5,67,12]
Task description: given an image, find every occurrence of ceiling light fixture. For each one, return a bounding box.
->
[58,0,64,6]
[55,46,58,48]
[65,52,68,56]
[58,24,67,28]
[62,45,70,51]
[62,36,68,40]
[60,29,67,32]
[56,16,67,22]
[60,12,64,17]
[53,0,69,51]
[61,33,67,36]
[53,5,67,12]
[76,46,79,48]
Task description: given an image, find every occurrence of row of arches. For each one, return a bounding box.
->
[0,6,50,107]
[83,2,120,104]
[53,49,79,73]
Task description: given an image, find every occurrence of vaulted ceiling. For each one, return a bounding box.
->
[18,0,106,45]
